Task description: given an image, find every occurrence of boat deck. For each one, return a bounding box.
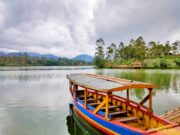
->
[67,73,180,135]
[161,107,180,125]
[76,90,152,131]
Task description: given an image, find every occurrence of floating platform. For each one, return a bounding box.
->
[161,107,180,125]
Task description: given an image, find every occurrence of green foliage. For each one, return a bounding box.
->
[95,38,105,57]
[0,56,92,66]
[94,56,105,68]
[143,57,180,69]
[94,36,180,69]
[106,43,117,61]
[174,59,180,67]
[160,59,168,69]
[113,59,136,65]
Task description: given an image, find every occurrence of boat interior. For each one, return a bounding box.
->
[67,73,175,133]
[75,88,171,132]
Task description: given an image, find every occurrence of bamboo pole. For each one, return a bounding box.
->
[84,88,87,109]
[93,98,106,114]
[105,93,109,120]
[127,89,129,101]
[149,88,153,112]
[74,84,78,101]
[69,81,72,95]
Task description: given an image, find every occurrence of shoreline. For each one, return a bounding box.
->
[0,65,179,70]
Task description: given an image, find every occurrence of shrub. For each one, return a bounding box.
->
[94,56,105,68]
[160,59,168,69]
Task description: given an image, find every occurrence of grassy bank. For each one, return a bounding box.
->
[103,57,180,69]
[143,57,180,69]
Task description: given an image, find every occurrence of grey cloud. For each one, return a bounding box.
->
[0,0,180,57]
[94,0,180,45]
[0,0,97,57]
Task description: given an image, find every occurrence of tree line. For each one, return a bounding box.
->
[94,37,180,68]
[0,55,91,66]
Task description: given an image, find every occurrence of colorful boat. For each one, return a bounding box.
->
[67,73,180,135]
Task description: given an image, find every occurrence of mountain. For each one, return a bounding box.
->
[41,54,59,59]
[73,54,94,62]
[0,51,7,56]
[0,52,59,60]
[0,51,94,62]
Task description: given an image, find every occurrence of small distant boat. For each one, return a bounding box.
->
[67,73,180,135]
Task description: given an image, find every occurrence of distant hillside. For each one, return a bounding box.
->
[0,52,6,56]
[73,54,94,62]
[0,52,59,60]
[0,51,94,62]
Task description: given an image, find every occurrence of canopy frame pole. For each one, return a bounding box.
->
[105,92,110,121]
[93,98,106,114]
[69,81,73,96]
[84,88,87,109]
[139,94,150,106]
[149,88,153,112]
[138,88,153,112]
[127,89,129,101]
[73,84,78,101]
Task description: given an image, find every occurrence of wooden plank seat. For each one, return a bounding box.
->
[109,110,130,116]
[118,116,143,123]
[84,98,96,102]
[76,89,85,95]
[88,102,100,106]
[78,95,92,99]
[101,105,119,110]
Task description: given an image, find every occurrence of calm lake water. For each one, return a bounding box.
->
[0,66,179,135]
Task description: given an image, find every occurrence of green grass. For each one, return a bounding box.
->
[143,57,180,69]
[104,57,180,69]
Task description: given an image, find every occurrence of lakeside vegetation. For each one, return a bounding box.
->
[0,55,91,66]
[94,37,180,69]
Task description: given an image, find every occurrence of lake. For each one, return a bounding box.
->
[0,66,179,135]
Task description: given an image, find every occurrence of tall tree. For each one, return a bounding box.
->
[106,43,117,61]
[95,38,105,57]
[133,36,146,60]
[94,38,105,68]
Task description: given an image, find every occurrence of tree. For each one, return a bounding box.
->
[163,42,171,55]
[119,42,124,49]
[94,55,105,68]
[133,36,146,60]
[106,43,117,61]
[172,41,178,54]
[95,38,105,57]
[94,38,105,68]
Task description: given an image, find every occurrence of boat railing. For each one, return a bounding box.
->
[87,89,150,112]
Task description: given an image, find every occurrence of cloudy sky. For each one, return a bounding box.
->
[0,0,180,57]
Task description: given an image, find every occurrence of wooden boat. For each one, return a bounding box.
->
[67,73,180,135]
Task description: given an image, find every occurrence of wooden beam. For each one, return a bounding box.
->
[149,88,153,112]
[69,81,72,95]
[139,94,150,106]
[93,98,106,114]
[105,93,109,120]
[84,88,87,109]
[73,84,77,101]
[127,89,129,101]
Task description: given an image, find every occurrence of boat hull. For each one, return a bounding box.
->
[74,101,143,135]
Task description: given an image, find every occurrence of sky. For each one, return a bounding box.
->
[0,0,180,58]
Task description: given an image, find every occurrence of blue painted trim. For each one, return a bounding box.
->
[75,101,143,135]
[77,98,112,119]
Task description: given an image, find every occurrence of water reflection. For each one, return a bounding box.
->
[96,69,180,115]
[66,104,105,135]
[97,69,180,97]
[0,67,179,135]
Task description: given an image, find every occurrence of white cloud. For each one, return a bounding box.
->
[0,0,180,57]
[0,0,102,57]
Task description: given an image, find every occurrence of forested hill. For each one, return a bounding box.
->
[0,52,93,66]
